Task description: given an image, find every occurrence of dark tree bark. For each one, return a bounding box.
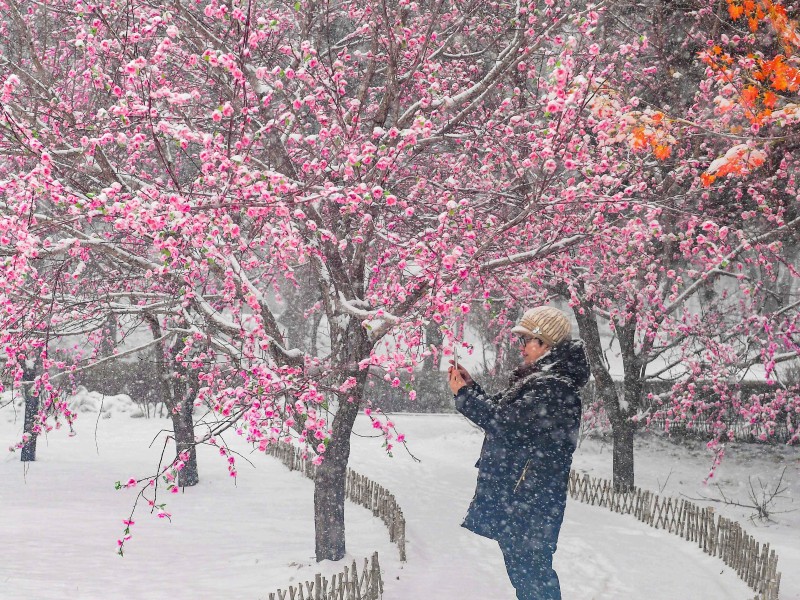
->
[422,319,444,372]
[20,361,39,462]
[611,417,635,491]
[573,302,637,491]
[172,399,199,487]
[313,320,371,562]
[146,315,200,487]
[313,391,361,561]
[169,336,200,487]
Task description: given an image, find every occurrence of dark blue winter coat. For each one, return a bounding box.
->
[455,340,590,543]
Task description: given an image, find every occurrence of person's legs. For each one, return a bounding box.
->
[498,534,560,600]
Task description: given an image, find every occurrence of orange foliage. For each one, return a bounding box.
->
[729,3,745,19]
[741,85,759,106]
[726,0,800,52]
[631,127,648,150]
[653,145,671,160]
[701,173,717,187]
[756,56,800,92]
[701,2,800,127]
[702,145,767,187]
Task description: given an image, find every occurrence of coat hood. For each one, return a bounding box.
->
[539,339,591,388]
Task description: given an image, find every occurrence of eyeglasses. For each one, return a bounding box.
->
[518,336,543,348]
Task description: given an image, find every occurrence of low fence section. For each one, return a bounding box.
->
[265,442,407,561]
[268,552,383,600]
[568,470,782,600]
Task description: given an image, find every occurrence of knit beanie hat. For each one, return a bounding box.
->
[510,306,572,347]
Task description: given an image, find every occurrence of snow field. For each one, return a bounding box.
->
[1,395,797,599]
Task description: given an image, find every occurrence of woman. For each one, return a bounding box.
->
[448,306,590,600]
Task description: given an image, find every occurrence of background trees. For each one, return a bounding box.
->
[1,0,798,558]
[545,0,800,489]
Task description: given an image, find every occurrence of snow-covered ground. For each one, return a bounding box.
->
[1,392,797,600]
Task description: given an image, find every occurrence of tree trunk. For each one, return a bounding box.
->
[21,390,38,461]
[423,319,444,372]
[611,417,635,491]
[145,314,200,487]
[313,394,361,561]
[572,302,636,490]
[173,401,199,487]
[313,321,371,562]
[21,362,38,462]
[171,341,199,488]
[615,320,643,492]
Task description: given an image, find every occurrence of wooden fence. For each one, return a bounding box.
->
[265,442,407,561]
[268,552,383,600]
[568,470,782,600]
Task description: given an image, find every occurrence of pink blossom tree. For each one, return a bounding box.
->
[0,0,630,559]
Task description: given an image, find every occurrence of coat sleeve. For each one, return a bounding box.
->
[454,383,503,432]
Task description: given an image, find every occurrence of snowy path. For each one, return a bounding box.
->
[0,413,756,599]
[0,417,393,600]
[348,414,753,600]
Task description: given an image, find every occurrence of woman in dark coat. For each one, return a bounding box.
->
[448,306,590,600]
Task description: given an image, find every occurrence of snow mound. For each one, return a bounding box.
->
[1,387,141,421]
[68,387,140,417]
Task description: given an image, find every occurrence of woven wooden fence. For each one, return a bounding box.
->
[568,470,782,600]
[268,552,383,600]
[265,442,407,561]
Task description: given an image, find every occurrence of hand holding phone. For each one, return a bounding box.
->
[447,347,473,389]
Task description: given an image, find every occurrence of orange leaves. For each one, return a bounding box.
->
[728,2,745,19]
[764,0,800,51]
[772,60,800,92]
[631,126,648,150]
[626,112,674,160]
[704,1,793,185]
[701,45,733,69]
[763,91,778,108]
[701,145,767,187]
[741,85,759,106]
[700,173,717,187]
[653,145,671,160]
[705,51,796,125]
[589,90,675,161]
[756,55,800,92]
[727,0,765,30]
[726,0,800,51]
[726,0,764,27]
